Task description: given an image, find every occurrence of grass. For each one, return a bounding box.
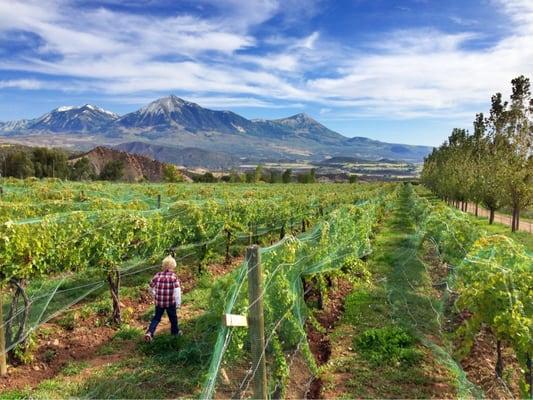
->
[324,186,478,399]
[61,361,90,376]
[2,272,221,400]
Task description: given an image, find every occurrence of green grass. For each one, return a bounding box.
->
[61,361,90,376]
[325,186,481,399]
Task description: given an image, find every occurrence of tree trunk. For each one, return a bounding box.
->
[525,353,532,400]
[107,269,121,325]
[5,279,30,363]
[0,286,7,376]
[489,208,495,224]
[511,206,520,232]
[475,203,479,217]
[495,339,504,378]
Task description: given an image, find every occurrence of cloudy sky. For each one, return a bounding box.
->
[0,0,532,146]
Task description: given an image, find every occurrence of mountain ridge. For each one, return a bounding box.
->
[0,95,433,162]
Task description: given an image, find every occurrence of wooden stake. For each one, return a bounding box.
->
[157,194,161,209]
[0,286,7,376]
[246,245,267,400]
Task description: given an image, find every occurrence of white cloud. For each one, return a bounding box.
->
[306,0,533,119]
[0,79,43,89]
[0,0,531,124]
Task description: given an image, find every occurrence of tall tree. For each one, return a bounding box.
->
[502,75,533,231]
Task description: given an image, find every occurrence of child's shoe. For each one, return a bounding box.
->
[144,332,153,342]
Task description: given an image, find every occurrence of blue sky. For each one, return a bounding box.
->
[0,0,532,146]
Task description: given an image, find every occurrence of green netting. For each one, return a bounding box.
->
[409,185,533,398]
[201,193,388,399]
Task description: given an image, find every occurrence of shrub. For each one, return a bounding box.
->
[355,326,422,366]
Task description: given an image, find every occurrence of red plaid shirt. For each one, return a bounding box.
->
[150,269,180,307]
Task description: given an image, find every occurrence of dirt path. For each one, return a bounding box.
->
[459,202,533,233]
[0,257,242,394]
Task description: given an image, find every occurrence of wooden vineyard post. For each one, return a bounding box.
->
[157,194,161,209]
[246,245,267,400]
[0,285,7,376]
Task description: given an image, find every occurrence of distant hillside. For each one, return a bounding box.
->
[70,146,166,182]
[0,95,434,163]
[114,142,239,170]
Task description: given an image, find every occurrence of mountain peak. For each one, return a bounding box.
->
[140,95,198,115]
[275,112,323,127]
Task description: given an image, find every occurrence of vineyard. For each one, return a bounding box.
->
[0,179,531,399]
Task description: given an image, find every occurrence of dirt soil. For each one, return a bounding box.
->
[302,276,353,399]
[460,327,522,399]
[0,257,242,392]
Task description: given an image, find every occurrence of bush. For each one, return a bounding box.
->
[12,332,38,365]
[355,326,422,366]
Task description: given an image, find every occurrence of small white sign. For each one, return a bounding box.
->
[223,314,248,327]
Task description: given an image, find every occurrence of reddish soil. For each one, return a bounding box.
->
[460,327,522,399]
[0,257,242,392]
[303,276,353,399]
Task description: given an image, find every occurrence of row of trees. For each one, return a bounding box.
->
[0,148,126,181]
[421,75,533,231]
[193,166,320,184]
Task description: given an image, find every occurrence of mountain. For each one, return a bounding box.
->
[70,146,167,182]
[115,95,253,135]
[114,141,239,170]
[0,96,434,163]
[260,113,345,144]
[0,104,118,133]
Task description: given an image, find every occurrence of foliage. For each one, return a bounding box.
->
[421,75,533,232]
[163,164,184,183]
[355,326,422,366]
[411,185,532,395]
[70,157,95,181]
[99,160,125,181]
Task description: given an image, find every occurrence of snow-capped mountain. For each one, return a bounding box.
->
[0,95,434,162]
[30,104,119,132]
[116,95,253,134]
[0,119,31,132]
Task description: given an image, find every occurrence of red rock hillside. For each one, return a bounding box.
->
[69,146,166,182]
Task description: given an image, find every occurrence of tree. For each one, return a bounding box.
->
[282,169,292,183]
[4,151,34,179]
[99,160,125,181]
[32,148,69,179]
[310,168,316,183]
[70,157,95,181]
[501,76,533,231]
[163,164,184,183]
[269,170,282,183]
[349,174,358,183]
[254,164,264,182]
[229,169,243,183]
[195,172,217,183]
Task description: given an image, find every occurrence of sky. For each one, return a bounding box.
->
[0,0,532,146]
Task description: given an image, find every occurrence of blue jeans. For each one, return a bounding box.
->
[147,305,179,336]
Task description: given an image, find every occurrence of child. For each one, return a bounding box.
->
[145,255,182,342]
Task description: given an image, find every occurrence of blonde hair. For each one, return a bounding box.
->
[162,255,177,271]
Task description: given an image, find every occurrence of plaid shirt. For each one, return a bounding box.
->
[150,269,180,307]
